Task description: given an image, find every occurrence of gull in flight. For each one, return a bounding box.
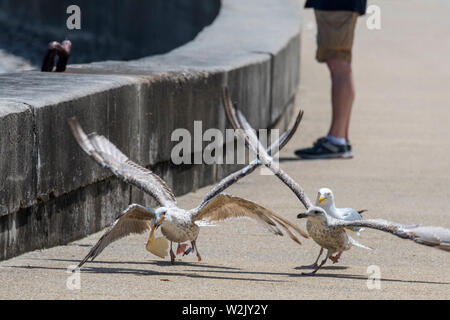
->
[313,187,367,264]
[223,90,450,275]
[67,116,308,268]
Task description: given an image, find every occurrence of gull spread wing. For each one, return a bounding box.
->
[223,95,313,210]
[67,118,176,207]
[78,204,156,268]
[193,194,309,244]
[197,87,304,209]
[331,218,450,252]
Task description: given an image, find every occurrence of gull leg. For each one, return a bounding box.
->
[329,251,343,264]
[177,243,189,255]
[302,250,331,275]
[170,242,176,265]
[191,240,202,262]
[301,247,323,269]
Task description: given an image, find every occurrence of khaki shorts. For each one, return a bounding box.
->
[314,10,359,63]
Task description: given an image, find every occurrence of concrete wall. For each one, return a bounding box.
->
[0,0,220,64]
[0,0,301,260]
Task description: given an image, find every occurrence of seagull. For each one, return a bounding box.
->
[223,89,450,274]
[67,117,309,268]
[298,206,450,274]
[314,187,367,264]
[316,188,366,231]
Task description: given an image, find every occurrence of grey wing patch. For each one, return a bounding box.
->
[193,194,308,245]
[331,218,450,252]
[78,204,155,268]
[339,208,363,221]
[67,118,176,207]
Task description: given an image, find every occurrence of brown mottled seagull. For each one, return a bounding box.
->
[223,88,450,275]
[67,114,308,268]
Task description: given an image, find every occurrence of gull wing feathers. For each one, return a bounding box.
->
[78,204,155,268]
[348,236,373,250]
[193,194,309,244]
[331,218,450,252]
[198,88,304,208]
[67,118,176,207]
[331,207,365,235]
[223,95,313,210]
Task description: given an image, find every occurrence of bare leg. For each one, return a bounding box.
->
[329,251,343,264]
[191,240,202,262]
[302,247,323,269]
[177,243,188,255]
[169,242,176,265]
[302,250,331,275]
[326,59,355,141]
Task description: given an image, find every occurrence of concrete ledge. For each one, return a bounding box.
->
[0,0,301,260]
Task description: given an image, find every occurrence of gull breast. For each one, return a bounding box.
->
[307,220,350,253]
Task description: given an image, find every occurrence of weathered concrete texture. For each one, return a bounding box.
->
[0,101,36,215]
[0,0,301,260]
[0,72,139,214]
[0,178,129,261]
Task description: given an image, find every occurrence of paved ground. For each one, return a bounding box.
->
[1,0,450,299]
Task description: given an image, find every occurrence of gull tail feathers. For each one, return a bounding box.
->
[349,236,373,250]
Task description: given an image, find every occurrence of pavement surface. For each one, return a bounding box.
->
[1,0,450,299]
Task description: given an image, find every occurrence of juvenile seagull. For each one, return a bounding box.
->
[314,187,367,264]
[299,206,450,274]
[223,91,450,275]
[67,116,308,268]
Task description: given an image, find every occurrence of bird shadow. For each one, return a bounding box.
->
[295,265,348,271]
[6,259,285,283]
[29,257,242,271]
[65,243,93,248]
[180,265,450,286]
[291,270,450,285]
[12,258,450,286]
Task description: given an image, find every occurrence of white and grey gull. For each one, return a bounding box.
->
[67,113,308,268]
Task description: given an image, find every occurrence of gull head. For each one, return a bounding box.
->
[153,207,169,229]
[298,206,328,223]
[316,187,335,207]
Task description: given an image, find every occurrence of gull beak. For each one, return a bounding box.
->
[318,196,326,204]
[147,216,166,248]
[155,216,166,229]
[297,213,308,219]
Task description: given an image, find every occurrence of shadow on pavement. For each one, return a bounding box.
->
[7,258,450,286]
